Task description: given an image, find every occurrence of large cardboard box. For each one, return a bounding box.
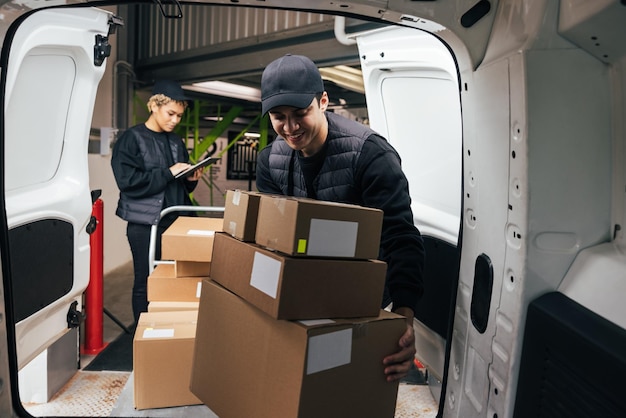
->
[133,310,201,410]
[223,189,262,241]
[255,195,383,259]
[147,264,204,302]
[161,216,223,262]
[211,232,386,319]
[190,280,406,418]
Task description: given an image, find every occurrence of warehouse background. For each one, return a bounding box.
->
[87,4,375,274]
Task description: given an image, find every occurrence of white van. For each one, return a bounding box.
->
[1,1,624,418]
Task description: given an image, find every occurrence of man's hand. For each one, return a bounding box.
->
[383,308,416,382]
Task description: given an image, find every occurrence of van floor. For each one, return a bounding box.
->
[23,262,439,417]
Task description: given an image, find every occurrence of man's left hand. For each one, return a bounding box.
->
[383,308,416,382]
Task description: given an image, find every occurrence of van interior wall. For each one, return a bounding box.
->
[613,54,626,252]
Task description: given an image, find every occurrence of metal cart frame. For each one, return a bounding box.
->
[148,205,225,274]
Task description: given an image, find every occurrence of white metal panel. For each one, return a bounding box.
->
[559,0,626,64]
[358,27,462,245]
[447,57,512,418]
[4,7,110,369]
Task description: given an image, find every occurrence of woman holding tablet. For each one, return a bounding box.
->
[111,80,204,324]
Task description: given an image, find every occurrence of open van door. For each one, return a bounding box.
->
[356,26,462,402]
[0,7,119,403]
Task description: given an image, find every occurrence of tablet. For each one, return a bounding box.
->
[174,157,220,179]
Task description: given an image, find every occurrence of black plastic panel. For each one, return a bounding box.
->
[514,292,626,417]
[470,253,493,333]
[414,236,460,338]
[461,0,491,28]
[8,219,74,322]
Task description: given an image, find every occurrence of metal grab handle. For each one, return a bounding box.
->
[148,205,225,273]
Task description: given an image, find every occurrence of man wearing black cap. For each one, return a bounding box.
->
[112,80,203,324]
[256,55,425,382]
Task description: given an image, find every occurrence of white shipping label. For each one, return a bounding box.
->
[228,221,237,235]
[250,252,281,298]
[307,219,358,257]
[186,229,216,236]
[142,328,175,339]
[306,328,353,375]
[196,282,202,298]
[232,190,241,205]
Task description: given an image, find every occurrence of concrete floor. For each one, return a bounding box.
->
[100,261,136,343]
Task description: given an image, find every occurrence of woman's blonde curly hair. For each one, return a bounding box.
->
[147,94,188,112]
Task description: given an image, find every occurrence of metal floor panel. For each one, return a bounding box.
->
[23,371,130,417]
[395,384,438,418]
[24,370,437,417]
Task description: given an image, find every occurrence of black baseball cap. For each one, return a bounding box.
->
[261,54,325,115]
[151,80,190,102]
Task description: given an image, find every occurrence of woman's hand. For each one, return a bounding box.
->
[187,167,205,181]
[170,162,191,177]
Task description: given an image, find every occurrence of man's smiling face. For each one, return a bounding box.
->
[268,92,329,157]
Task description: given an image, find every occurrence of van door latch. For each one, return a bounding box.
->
[67,301,84,328]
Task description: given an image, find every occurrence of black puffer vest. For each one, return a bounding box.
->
[116,130,180,225]
[266,112,377,203]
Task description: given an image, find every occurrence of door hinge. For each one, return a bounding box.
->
[93,15,124,67]
[94,34,111,67]
[108,15,124,35]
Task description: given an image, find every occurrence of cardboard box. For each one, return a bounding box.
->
[148,301,199,312]
[190,280,406,418]
[161,216,223,262]
[147,264,204,302]
[175,260,210,277]
[134,310,201,410]
[149,263,176,277]
[223,189,262,241]
[211,232,386,319]
[255,195,383,259]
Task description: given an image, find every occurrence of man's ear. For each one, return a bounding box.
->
[319,91,329,111]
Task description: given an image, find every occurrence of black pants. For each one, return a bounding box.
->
[126,222,168,324]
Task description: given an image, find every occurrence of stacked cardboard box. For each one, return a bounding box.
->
[190,190,407,418]
[146,216,223,312]
[193,279,407,418]
[210,232,387,319]
[223,189,262,241]
[134,216,223,410]
[254,193,384,259]
[161,216,224,277]
[147,263,203,308]
[133,310,201,410]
